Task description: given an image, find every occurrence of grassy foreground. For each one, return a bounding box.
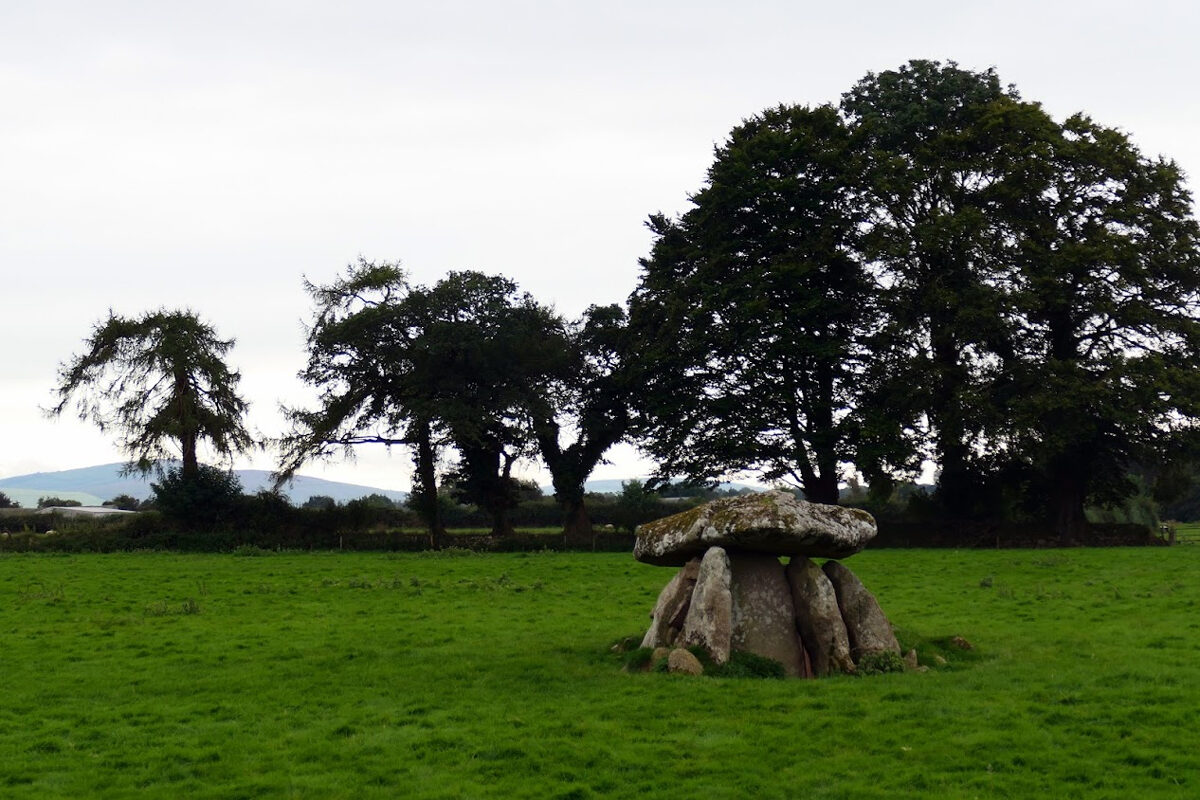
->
[1,547,1197,798]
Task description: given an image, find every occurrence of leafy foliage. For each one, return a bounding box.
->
[281,260,568,537]
[50,309,254,479]
[102,494,141,511]
[36,497,82,509]
[151,463,244,529]
[856,650,906,676]
[986,112,1200,534]
[0,491,18,509]
[301,495,337,510]
[630,104,895,503]
[609,480,663,533]
[529,303,634,541]
[629,60,1200,534]
[354,493,397,509]
[840,61,1025,513]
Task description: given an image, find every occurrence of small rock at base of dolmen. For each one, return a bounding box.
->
[634,490,876,566]
[679,546,733,665]
[786,557,855,676]
[667,648,704,676]
[641,557,701,648]
[822,560,901,660]
[729,553,807,678]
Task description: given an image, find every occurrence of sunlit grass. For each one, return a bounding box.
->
[1,547,1198,797]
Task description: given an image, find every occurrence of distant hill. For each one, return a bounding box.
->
[0,465,769,510]
[0,463,408,507]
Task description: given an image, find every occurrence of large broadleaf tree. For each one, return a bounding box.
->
[629,104,914,502]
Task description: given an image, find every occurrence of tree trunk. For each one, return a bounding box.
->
[1045,308,1087,544]
[803,473,841,505]
[929,318,975,518]
[412,419,445,549]
[561,494,594,548]
[454,440,518,538]
[935,440,975,517]
[175,369,200,481]
[180,434,199,482]
[488,503,515,537]
[1051,467,1087,544]
[805,358,842,506]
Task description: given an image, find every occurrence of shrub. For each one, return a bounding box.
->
[302,495,337,510]
[102,494,141,511]
[623,647,655,672]
[37,497,83,509]
[355,493,396,509]
[151,464,243,529]
[610,480,663,533]
[857,650,906,676]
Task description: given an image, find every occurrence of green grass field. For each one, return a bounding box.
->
[1,547,1197,798]
[1169,522,1200,545]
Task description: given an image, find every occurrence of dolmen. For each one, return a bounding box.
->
[635,490,900,677]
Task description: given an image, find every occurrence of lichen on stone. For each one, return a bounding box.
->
[634,490,876,566]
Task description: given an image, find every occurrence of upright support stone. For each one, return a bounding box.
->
[822,560,900,662]
[641,557,701,648]
[786,557,855,676]
[679,546,733,665]
[729,553,806,677]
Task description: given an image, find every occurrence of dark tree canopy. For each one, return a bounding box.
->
[280,260,567,538]
[529,303,633,542]
[988,111,1200,535]
[152,463,244,528]
[411,270,567,536]
[278,259,447,539]
[841,60,1026,513]
[278,260,420,464]
[37,497,82,509]
[630,104,909,503]
[302,495,337,510]
[102,494,141,511]
[631,60,1200,536]
[841,62,1200,531]
[51,309,254,481]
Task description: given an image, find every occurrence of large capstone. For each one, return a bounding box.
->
[634,490,876,567]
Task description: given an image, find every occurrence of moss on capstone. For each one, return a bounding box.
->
[634,491,876,565]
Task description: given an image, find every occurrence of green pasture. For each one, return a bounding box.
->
[1168,522,1200,545]
[1,547,1197,798]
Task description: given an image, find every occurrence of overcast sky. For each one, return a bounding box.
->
[3,0,1198,493]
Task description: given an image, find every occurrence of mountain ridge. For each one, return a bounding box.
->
[0,463,408,507]
[0,464,768,509]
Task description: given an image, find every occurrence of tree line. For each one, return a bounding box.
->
[49,60,1200,543]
